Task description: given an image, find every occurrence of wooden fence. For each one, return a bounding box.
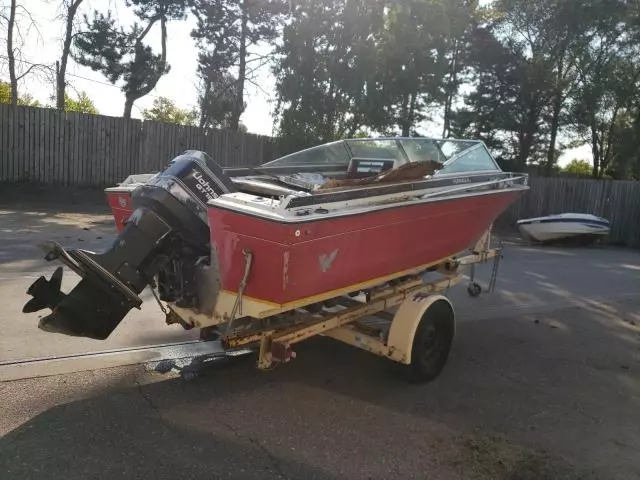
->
[0,104,276,186]
[498,176,640,247]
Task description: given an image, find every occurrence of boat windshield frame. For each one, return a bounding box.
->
[261,137,503,175]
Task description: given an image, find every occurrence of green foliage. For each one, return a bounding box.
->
[142,96,197,125]
[272,0,481,150]
[0,81,41,106]
[64,91,99,114]
[73,0,188,117]
[447,0,640,177]
[374,0,450,135]
[16,0,637,182]
[273,0,390,151]
[567,1,640,178]
[190,0,286,130]
[562,159,592,176]
[449,21,551,168]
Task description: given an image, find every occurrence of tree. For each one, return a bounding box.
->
[56,0,84,110]
[567,1,640,178]
[450,22,551,170]
[371,1,450,136]
[439,0,481,138]
[273,0,386,151]
[0,80,40,106]
[1,0,46,104]
[190,0,286,131]
[562,159,592,176]
[64,90,98,114]
[609,110,640,180]
[194,67,237,128]
[486,0,591,173]
[142,96,197,125]
[5,0,18,104]
[73,0,188,118]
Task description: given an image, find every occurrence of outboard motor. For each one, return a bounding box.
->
[22,151,236,340]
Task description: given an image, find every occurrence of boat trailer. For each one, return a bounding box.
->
[159,229,502,383]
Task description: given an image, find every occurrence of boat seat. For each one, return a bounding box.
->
[316,160,443,191]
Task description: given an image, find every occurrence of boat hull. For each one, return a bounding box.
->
[209,190,523,306]
[517,214,610,243]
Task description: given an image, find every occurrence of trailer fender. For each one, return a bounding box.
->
[386,294,455,364]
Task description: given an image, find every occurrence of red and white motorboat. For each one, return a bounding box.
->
[24,137,528,369]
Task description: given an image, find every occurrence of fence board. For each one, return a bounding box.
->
[0,105,5,180]
[40,108,46,183]
[17,106,25,181]
[11,106,18,181]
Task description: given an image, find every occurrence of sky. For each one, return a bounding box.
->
[2,0,590,165]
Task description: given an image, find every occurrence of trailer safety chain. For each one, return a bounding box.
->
[488,242,504,293]
[225,249,254,334]
[147,276,169,316]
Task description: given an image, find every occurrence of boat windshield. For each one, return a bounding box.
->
[262,137,501,173]
[397,138,501,174]
[262,141,351,167]
[345,139,406,162]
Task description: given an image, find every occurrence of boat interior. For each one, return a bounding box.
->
[223,137,513,198]
[190,137,530,222]
[120,137,525,203]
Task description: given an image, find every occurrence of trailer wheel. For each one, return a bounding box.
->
[404,299,455,383]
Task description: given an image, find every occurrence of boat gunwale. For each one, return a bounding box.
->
[208,179,529,225]
[516,215,610,228]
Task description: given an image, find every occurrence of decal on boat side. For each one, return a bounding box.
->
[319,249,339,273]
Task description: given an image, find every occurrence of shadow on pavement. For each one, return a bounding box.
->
[3,298,638,479]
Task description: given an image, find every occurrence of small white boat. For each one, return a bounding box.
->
[517,213,610,243]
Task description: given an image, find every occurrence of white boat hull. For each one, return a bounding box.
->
[517,213,610,243]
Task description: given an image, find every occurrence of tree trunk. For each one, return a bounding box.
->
[591,121,600,178]
[122,16,167,119]
[516,95,540,171]
[199,80,211,128]
[7,0,18,105]
[600,106,619,176]
[442,41,459,138]
[518,134,534,172]
[230,0,248,131]
[324,78,336,140]
[57,0,84,110]
[407,92,417,136]
[123,96,134,119]
[545,92,563,175]
[399,94,410,136]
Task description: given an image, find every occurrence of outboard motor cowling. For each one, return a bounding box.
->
[23,151,236,340]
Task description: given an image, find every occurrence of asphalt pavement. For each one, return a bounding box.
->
[1,196,640,479]
[1,296,639,479]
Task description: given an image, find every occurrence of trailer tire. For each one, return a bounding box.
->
[403,299,455,383]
